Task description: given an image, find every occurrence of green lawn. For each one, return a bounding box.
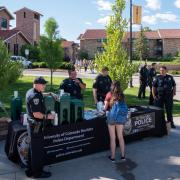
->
[0,76,180,117]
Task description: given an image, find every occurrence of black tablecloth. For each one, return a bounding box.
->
[5,106,167,165]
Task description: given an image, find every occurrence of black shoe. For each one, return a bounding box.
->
[25,169,33,177]
[171,123,176,129]
[34,171,52,178]
[121,156,126,161]
[108,155,115,162]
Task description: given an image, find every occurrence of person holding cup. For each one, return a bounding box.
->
[59,67,86,99]
[25,76,55,178]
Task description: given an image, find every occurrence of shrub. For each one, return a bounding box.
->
[32,61,73,69]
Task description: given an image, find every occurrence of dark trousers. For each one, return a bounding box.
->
[138,81,146,98]
[154,95,174,123]
[27,123,44,176]
[149,85,154,105]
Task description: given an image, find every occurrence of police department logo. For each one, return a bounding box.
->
[33,98,39,105]
[17,131,29,166]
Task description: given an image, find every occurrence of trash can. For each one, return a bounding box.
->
[70,99,84,123]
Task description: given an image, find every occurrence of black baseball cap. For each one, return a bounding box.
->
[34,76,48,84]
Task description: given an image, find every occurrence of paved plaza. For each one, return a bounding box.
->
[0,117,179,180]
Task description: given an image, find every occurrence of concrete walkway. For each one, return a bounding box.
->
[0,117,179,180]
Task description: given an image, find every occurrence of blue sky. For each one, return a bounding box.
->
[1,0,180,42]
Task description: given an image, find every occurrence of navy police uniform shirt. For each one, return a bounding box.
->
[139,66,148,82]
[60,78,84,99]
[148,67,156,85]
[26,88,45,120]
[152,74,176,96]
[93,74,112,101]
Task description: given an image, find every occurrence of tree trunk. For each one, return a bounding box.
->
[50,69,53,90]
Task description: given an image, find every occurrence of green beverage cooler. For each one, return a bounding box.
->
[70,99,84,123]
[59,95,71,125]
[44,95,55,113]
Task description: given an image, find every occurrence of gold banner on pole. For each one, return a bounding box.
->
[133,5,142,24]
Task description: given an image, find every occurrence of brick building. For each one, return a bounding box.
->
[78,29,180,59]
[78,29,106,59]
[0,6,42,55]
[14,7,42,45]
[61,40,79,62]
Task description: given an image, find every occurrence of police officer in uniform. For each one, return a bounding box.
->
[148,63,157,105]
[138,62,148,99]
[26,77,55,178]
[93,67,112,104]
[60,68,86,99]
[152,66,176,128]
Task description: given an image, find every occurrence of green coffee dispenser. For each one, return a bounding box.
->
[59,94,71,125]
[70,99,84,123]
[44,95,55,113]
[11,91,22,121]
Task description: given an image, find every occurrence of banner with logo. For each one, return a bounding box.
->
[124,112,155,135]
[133,5,142,24]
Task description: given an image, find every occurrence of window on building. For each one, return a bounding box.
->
[97,47,104,52]
[97,39,101,42]
[14,44,19,55]
[8,43,10,52]
[24,12,26,18]
[1,18,7,29]
[103,38,107,43]
[34,14,39,20]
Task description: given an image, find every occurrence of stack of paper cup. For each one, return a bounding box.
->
[23,114,28,126]
[60,89,64,97]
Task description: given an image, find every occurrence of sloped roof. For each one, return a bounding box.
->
[79,28,180,41]
[0,29,31,43]
[62,40,74,48]
[124,31,160,42]
[80,29,106,40]
[0,6,14,19]
[14,7,43,16]
[158,29,180,38]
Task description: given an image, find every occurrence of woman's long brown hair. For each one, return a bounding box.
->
[110,81,125,107]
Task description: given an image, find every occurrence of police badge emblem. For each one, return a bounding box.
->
[33,98,39,105]
[17,131,29,166]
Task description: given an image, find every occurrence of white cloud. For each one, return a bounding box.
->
[85,21,92,26]
[142,15,157,24]
[143,9,150,14]
[175,0,180,8]
[132,24,141,31]
[145,0,161,10]
[156,13,177,22]
[142,12,178,25]
[95,0,112,11]
[97,16,110,25]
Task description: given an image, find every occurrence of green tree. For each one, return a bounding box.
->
[0,39,22,92]
[39,18,64,89]
[134,27,149,60]
[95,0,137,90]
[20,44,40,62]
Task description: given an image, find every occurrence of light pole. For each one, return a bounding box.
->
[129,0,133,87]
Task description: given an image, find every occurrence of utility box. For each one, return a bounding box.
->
[70,99,84,123]
[44,95,55,113]
[59,95,71,125]
[11,95,22,121]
